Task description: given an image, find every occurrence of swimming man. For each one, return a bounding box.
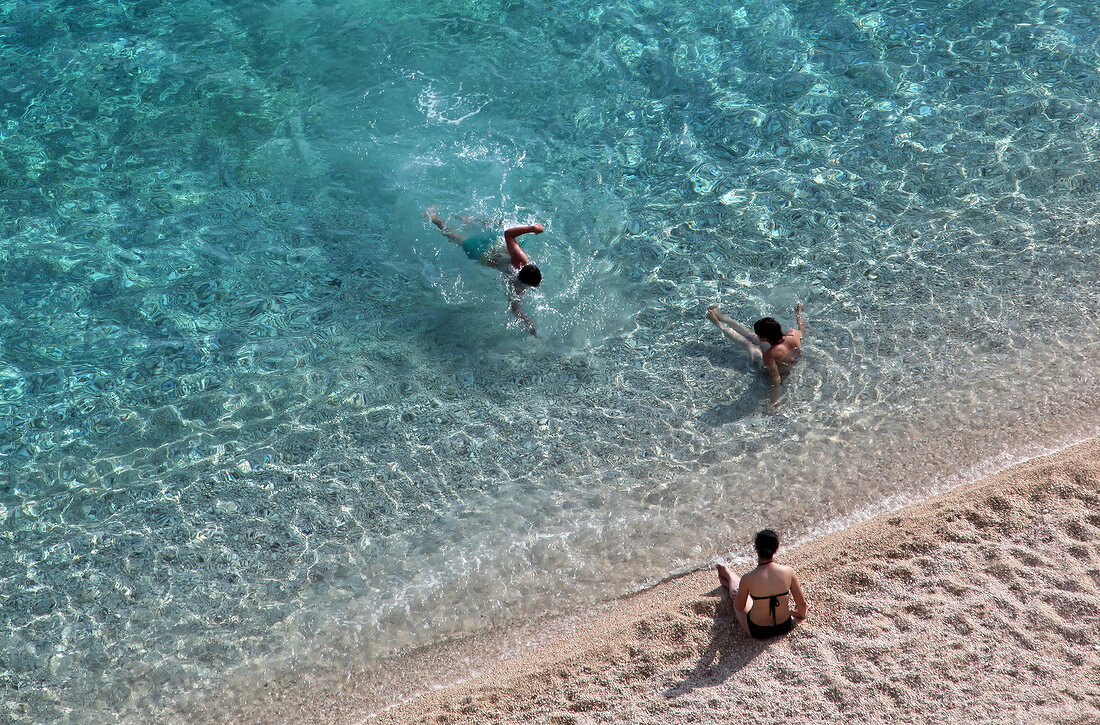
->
[427,208,543,336]
[706,302,805,387]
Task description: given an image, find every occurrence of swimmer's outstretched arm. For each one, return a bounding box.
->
[795,301,806,335]
[503,223,543,268]
[505,277,538,336]
[764,360,781,388]
[511,298,537,336]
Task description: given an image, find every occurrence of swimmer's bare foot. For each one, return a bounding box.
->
[706,304,721,324]
[425,206,446,230]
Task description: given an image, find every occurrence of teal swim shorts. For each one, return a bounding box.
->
[462,235,495,261]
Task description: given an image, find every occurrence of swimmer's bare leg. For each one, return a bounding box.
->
[707,307,764,367]
[707,305,763,346]
[425,206,466,244]
[717,563,752,635]
[706,304,738,328]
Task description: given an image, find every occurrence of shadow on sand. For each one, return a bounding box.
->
[662,585,773,698]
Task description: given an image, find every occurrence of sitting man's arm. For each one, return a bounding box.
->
[790,573,809,619]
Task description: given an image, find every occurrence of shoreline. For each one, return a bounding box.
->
[366,434,1100,724]
[190,435,1100,724]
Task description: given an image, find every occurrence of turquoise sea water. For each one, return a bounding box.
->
[3,0,1100,721]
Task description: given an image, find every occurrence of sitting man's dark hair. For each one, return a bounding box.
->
[755,529,780,559]
[753,317,783,345]
[517,263,542,287]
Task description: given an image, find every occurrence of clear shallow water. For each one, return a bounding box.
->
[3,0,1100,721]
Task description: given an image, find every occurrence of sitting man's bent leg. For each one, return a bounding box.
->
[716,563,753,635]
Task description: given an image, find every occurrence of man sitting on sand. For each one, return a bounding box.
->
[427,207,544,336]
[706,302,805,387]
[717,529,809,639]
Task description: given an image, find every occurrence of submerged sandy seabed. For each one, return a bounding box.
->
[189,437,1100,725]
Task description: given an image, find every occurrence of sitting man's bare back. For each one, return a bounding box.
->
[716,529,808,639]
[706,302,805,387]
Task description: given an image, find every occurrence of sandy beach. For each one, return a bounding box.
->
[355,436,1100,725]
[189,436,1100,725]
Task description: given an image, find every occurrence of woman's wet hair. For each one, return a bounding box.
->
[518,263,542,287]
[753,317,783,344]
[755,529,780,559]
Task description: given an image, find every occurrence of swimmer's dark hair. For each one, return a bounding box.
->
[753,317,784,345]
[518,263,542,287]
[755,529,780,559]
